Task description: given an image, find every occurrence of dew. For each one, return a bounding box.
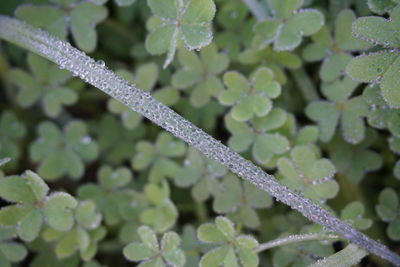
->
[81,136,92,144]
[3,15,400,265]
[97,60,105,67]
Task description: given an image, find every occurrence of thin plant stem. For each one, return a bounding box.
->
[255,233,341,253]
[309,244,368,267]
[241,0,268,21]
[0,16,399,266]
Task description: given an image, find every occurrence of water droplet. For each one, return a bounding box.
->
[81,136,92,144]
[97,60,105,67]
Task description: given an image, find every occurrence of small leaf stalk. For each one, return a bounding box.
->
[0,16,399,266]
[255,233,341,253]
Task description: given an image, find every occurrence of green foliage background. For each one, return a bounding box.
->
[0,0,399,266]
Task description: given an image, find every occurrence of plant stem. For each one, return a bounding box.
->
[309,244,368,267]
[290,68,320,102]
[241,0,268,21]
[1,16,399,266]
[255,233,341,253]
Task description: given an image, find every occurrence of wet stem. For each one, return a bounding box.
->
[254,233,341,253]
[1,16,400,266]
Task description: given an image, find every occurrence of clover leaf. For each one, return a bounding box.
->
[362,85,400,134]
[277,145,339,203]
[254,0,324,51]
[0,111,26,170]
[368,0,400,14]
[0,171,77,242]
[29,121,99,180]
[140,181,178,233]
[131,132,186,183]
[41,199,103,260]
[42,200,104,260]
[145,0,216,68]
[15,1,107,52]
[108,64,179,129]
[95,115,146,165]
[78,165,133,226]
[118,192,150,244]
[0,227,28,267]
[173,147,227,202]
[225,108,290,165]
[181,225,211,267]
[172,44,229,107]
[238,44,302,85]
[376,188,400,241]
[9,53,76,117]
[218,67,281,122]
[306,77,368,144]
[211,174,273,228]
[215,1,252,61]
[346,5,400,108]
[197,216,259,267]
[340,201,372,230]
[123,225,185,267]
[328,131,383,183]
[302,9,369,82]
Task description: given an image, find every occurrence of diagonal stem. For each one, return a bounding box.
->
[0,16,399,266]
[255,233,341,253]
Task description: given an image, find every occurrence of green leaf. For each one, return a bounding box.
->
[306,101,339,142]
[341,201,372,230]
[213,174,241,213]
[199,245,230,267]
[197,223,227,243]
[15,5,68,40]
[387,219,400,240]
[17,209,42,242]
[98,165,132,189]
[352,7,400,48]
[24,171,49,202]
[162,232,185,266]
[0,242,28,263]
[123,243,157,261]
[138,226,158,251]
[146,24,176,55]
[215,216,235,240]
[70,2,108,52]
[376,188,398,221]
[75,201,102,230]
[43,192,77,231]
[147,0,179,20]
[0,205,34,226]
[346,51,397,83]
[0,176,37,204]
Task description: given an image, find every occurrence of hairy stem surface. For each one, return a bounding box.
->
[255,233,341,253]
[0,16,399,266]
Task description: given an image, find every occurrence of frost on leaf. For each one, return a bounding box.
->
[254,0,324,51]
[15,1,107,52]
[306,77,368,144]
[302,9,369,82]
[145,0,216,68]
[123,225,186,267]
[347,5,400,108]
[197,216,259,267]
